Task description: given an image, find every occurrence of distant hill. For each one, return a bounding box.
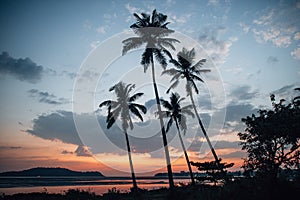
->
[0,167,104,177]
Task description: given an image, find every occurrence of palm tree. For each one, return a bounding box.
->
[162,47,222,169]
[160,92,196,185]
[122,9,179,188]
[99,81,147,191]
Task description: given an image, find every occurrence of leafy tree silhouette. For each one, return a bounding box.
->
[99,82,147,191]
[160,92,196,185]
[191,159,234,185]
[122,9,179,188]
[238,88,300,182]
[162,47,223,170]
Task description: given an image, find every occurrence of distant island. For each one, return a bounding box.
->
[0,167,104,177]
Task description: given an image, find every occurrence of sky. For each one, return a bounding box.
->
[0,0,299,176]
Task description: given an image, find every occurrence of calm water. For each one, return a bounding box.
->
[0,177,190,195]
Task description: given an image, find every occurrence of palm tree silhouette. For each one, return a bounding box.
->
[99,81,147,191]
[122,9,179,188]
[162,47,222,169]
[160,92,196,185]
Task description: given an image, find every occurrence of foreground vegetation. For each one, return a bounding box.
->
[1,178,299,200]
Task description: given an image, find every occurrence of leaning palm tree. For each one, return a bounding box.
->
[99,81,147,191]
[160,92,196,185]
[122,9,179,188]
[162,47,222,169]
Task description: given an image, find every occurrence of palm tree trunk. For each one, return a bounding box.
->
[151,54,174,189]
[124,128,138,190]
[174,119,195,186]
[189,90,222,170]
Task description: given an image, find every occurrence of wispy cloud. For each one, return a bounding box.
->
[198,27,236,65]
[291,47,300,60]
[229,85,259,103]
[0,52,43,83]
[251,4,299,48]
[207,0,219,6]
[97,26,106,34]
[267,56,279,64]
[28,89,69,105]
[294,32,300,40]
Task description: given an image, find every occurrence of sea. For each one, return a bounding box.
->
[0,176,190,195]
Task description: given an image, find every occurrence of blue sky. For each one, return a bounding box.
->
[0,0,299,175]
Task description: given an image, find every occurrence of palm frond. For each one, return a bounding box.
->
[129,116,134,130]
[129,104,144,122]
[99,100,112,108]
[158,110,171,118]
[153,48,167,69]
[170,72,182,82]
[161,68,178,76]
[109,85,116,92]
[130,103,147,114]
[190,74,204,82]
[177,114,187,134]
[122,37,144,55]
[129,93,144,102]
[166,79,180,94]
[107,116,116,129]
[160,98,173,110]
[181,107,195,118]
[162,49,173,60]
[190,80,199,94]
[141,48,152,71]
[169,59,182,69]
[166,117,173,132]
[125,83,135,95]
[192,58,206,69]
[193,69,211,75]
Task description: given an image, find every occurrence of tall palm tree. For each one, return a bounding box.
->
[160,92,196,185]
[122,9,179,188]
[162,47,222,169]
[99,82,147,191]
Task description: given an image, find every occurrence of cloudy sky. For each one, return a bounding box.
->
[0,0,299,176]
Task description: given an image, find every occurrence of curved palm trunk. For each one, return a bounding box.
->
[124,128,138,190]
[174,119,195,185]
[189,90,222,170]
[151,54,174,189]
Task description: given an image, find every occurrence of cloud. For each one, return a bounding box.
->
[60,70,77,79]
[229,85,259,102]
[0,52,43,83]
[26,108,194,161]
[271,83,300,100]
[28,89,69,105]
[267,56,279,64]
[0,146,22,150]
[61,150,73,155]
[207,0,219,6]
[239,23,250,33]
[253,9,274,26]
[188,140,241,156]
[97,26,106,34]
[75,145,92,157]
[26,111,83,145]
[252,28,291,48]
[251,4,299,48]
[125,3,141,14]
[294,32,300,40]
[225,102,258,123]
[198,27,235,65]
[291,47,300,60]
